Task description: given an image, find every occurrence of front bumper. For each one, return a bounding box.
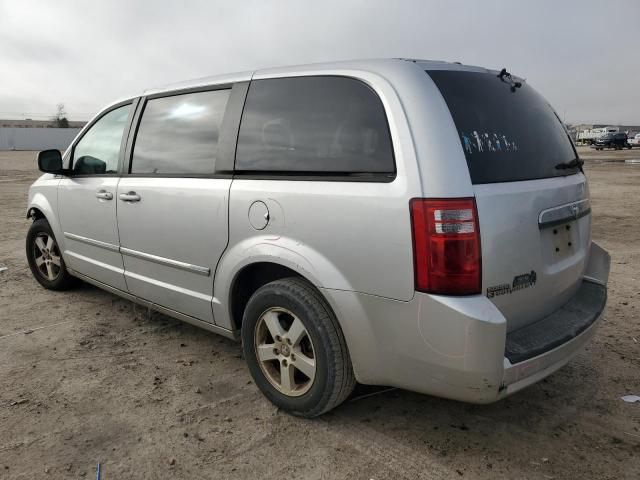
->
[322,242,610,403]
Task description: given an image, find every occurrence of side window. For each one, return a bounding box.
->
[72,104,131,175]
[235,76,394,174]
[130,89,230,175]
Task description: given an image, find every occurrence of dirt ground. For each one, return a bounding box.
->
[1,147,638,480]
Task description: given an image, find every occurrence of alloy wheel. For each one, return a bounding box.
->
[254,307,316,397]
[33,233,62,281]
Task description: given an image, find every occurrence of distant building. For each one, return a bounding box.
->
[0,119,86,129]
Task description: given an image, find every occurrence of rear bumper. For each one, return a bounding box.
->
[498,242,609,398]
[323,241,610,403]
[499,301,601,399]
[504,281,606,364]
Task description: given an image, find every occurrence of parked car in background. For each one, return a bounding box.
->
[26,59,610,417]
[628,133,640,147]
[595,132,631,150]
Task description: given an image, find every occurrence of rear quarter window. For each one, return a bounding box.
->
[427,70,579,184]
[235,76,395,177]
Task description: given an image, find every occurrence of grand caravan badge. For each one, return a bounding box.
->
[487,271,537,298]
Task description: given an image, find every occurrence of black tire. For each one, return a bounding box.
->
[26,218,76,290]
[241,277,356,417]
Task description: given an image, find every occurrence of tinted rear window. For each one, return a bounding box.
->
[427,70,578,184]
[235,76,394,176]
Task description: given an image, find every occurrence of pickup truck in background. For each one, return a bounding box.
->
[594,132,632,150]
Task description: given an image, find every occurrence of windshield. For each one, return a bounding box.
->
[427,70,579,184]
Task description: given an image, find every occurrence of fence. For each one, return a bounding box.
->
[0,127,81,151]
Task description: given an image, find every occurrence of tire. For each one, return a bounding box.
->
[26,218,76,290]
[241,277,356,417]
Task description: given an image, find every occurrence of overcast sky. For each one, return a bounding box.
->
[1,0,638,124]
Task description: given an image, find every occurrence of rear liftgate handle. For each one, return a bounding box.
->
[119,191,141,203]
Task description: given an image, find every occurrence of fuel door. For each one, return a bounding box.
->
[248,200,270,230]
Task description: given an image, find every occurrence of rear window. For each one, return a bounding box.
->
[427,70,579,184]
[235,76,394,177]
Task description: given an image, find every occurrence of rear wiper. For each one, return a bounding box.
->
[497,68,523,92]
[555,158,584,171]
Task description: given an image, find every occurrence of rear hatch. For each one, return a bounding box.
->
[427,69,589,332]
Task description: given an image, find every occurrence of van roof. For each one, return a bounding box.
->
[99,58,503,118]
[142,58,495,96]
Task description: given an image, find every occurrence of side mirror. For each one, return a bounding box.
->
[37,150,65,174]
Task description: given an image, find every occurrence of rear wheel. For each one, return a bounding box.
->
[26,219,75,290]
[241,277,355,417]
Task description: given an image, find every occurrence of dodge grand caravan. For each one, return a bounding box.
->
[26,59,610,417]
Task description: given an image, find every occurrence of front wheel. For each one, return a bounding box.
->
[26,218,76,290]
[241,277,356,417]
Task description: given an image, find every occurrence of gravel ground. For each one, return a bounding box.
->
[0,147,638,479]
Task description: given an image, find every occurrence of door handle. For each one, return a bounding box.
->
[119,191,141,202]
[95,190,113,200]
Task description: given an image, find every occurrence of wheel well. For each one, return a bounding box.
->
[230,262,303,331]
[27,207,45,221]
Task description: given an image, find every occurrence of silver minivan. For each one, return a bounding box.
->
[26,59,610,417]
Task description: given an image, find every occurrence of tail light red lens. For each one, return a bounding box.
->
[410,198,482,295]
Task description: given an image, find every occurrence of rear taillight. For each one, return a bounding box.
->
[409,198,481,295]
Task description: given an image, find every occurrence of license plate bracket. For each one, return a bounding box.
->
[551,221,576,257]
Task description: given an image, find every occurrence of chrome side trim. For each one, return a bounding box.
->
[538,199,591,230]
[67,268,237,340]
[63,232,120,252]
[64,233,211,276]
[64,250,125,275]
[120,247,211,276]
